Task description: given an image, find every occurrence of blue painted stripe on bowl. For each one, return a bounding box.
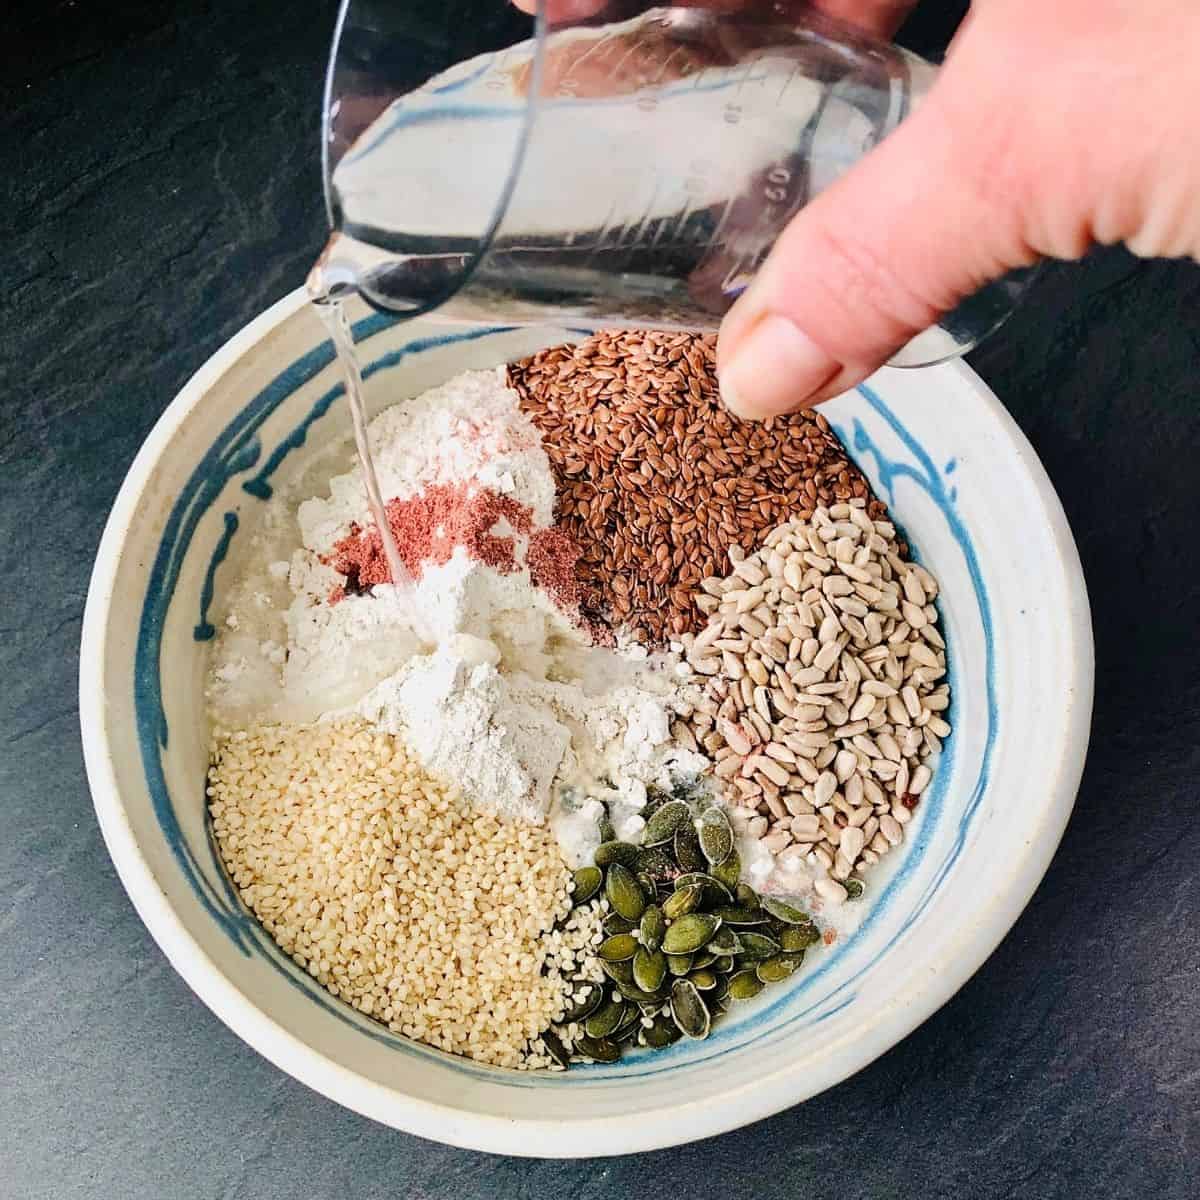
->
[134,320,994,1085]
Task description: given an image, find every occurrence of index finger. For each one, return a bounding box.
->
[513,1,918,37]
[811,1,918,38]
[510,0,606,17]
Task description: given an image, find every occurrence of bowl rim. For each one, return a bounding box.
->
[80,287,1094,1156]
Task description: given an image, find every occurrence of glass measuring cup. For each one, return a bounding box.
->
[315,0,1033,366]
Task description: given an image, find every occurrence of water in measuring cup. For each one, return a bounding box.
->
[308,291,416,617]
[323,9,921,327]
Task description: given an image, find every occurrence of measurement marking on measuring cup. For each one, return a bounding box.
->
[775,60,804,107]
[645,179,672,251]
[625,179,666,256]
[560,28,618,78]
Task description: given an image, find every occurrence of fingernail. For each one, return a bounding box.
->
[718,315,840,419]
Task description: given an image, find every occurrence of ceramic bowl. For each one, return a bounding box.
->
[80,289,1092,1156]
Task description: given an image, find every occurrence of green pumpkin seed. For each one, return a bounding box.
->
[670,979,711,1039]
[614,1014,643,1042]
[636,870,659,898]
[662,913,721,955]
[706,926,740,956]
[673,822,706,873]
[633,946,668,993]
[643,800,691,846]
[673,872,733,906]
[713,905,768,926]
[760,895,809,925]
[690,951,717,971]
[598,932,639,962]
[597,812,615,844]
[615,980,662,1003]
[728,970,765,1000]
[575,1035,621,1063]
[540,1029,570,1068]
[639,905,666,952]
[561,982,604,1023]
[708,994,729,1020]
[698,807,734,866]
[756,953,804,983]
[634,846,677,886]
[735,931,780,961]
[571,866,603,905]
[600,959,634,986]
[662,883,703,920]
[642,786,669,817]
[666,953,693,976]
[603,912,635,935]
[585,997,628,1038]
[710,849,741,890]
[689,968,718,991]
[595,841,639,869]
[605,863,647,922]
[642,1015,682,1049]
[735,883,761,910]
[780,923,822,951]
[845,878,865,900]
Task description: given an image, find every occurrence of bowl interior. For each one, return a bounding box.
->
[82,293,1091,1155]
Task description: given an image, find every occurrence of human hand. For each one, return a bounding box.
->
[512,0,913,37]
[717,0,1200,416]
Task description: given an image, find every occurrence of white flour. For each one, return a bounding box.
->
[207,367,709,856]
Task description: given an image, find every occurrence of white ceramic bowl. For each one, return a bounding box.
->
[80,289,1092,1156]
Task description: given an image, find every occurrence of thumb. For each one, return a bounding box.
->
[716,81,1036,417]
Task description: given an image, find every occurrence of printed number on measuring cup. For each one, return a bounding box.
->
[764,165,793,204]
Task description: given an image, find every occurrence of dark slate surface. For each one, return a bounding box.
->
[2,2,1197,1196]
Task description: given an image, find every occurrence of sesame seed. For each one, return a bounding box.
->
[207,720,601,1069]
